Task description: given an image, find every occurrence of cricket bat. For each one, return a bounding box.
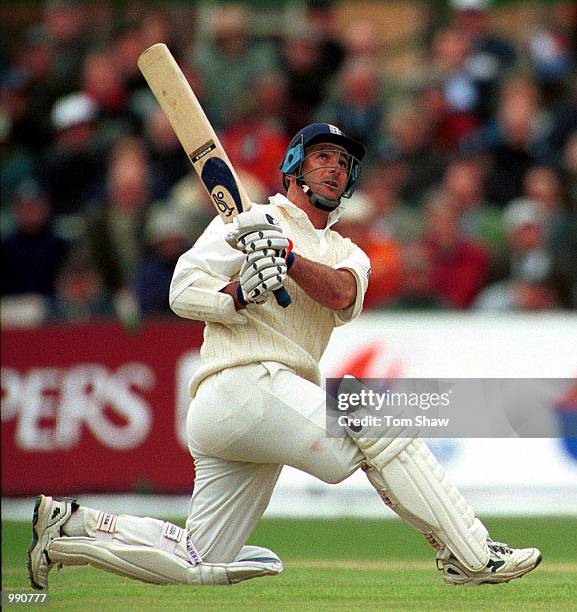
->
[137,43,291,307]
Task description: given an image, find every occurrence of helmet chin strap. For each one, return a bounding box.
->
[301,183,341,212]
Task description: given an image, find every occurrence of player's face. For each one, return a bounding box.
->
[301,143,350,200]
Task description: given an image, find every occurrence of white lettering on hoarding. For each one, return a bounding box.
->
[1,364,154,451]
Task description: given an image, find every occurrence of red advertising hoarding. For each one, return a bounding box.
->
[1,320,204,496]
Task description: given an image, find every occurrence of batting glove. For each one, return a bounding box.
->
[226,208,289,254]
[237,250,288,306]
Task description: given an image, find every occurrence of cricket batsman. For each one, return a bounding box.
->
[28,123,541,589]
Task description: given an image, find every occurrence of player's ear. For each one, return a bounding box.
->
[284,176,297,200]
[284,174,296,191]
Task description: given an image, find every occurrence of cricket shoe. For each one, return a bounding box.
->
[437,539,542,585]
[27,495,79,590]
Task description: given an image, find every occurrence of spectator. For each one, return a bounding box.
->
[81,48,136,146]
[493,196,556,288]
[418,194,490,308]
[42,91,106,218]
[561,131,577,207]
[390,243,448,310]
[543,83,576,166]
[359,163,423,244]
[523,165,570,244]
[3,29,56,155]
[139,8,174,53]
[465,76,553,206]
[166,175,219,244]
[111,24,146,97]
[133,209,191,316]
[522,165,577,308]
[449,0,517,118]
[144,105,190,200]
[418,80,475,154]
[221,72,291,194]
[83,49,127,118]
[314,57,385,158]
[279,24,328,134]
[336,191,403,309]
[250,72,290,133]
[49,247,114,321]
[341,18,381,63]
[527,1,576,107]
[305,0,347,78]
[86,136,151,296]
[188,3,279,129]
[474,250,561,311]
[0,96,36,215]
[427,25,481,146]
[502,196,549,261]
[438,155,505,254]
[119,21,191,128]
[41,0,92,98]
[558,132,577,307]
[1,179,69,298]
[380,103,448,205]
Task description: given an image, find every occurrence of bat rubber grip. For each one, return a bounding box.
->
[273,287,292,308]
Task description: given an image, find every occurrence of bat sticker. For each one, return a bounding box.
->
[200,157,244,217]
[190,140,217,163]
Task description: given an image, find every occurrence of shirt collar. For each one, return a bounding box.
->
[268,193,348,231]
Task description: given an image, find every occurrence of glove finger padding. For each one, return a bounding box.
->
[238,228,284,243]
[240,273,286,304]
[241,253,286,274]
[245,272,286,297]
[240,234,289,253]
[240,256,287,296]
[245,249,280,264]
[239,250,287,304]
[226,228,288,253]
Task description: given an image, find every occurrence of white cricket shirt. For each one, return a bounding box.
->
[170,194,371,396]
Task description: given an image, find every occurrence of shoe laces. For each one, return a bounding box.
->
[488,539,513,556]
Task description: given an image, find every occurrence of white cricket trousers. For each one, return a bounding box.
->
[185,362,365,563]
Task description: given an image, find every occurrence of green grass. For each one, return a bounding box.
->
[3,517,576,610]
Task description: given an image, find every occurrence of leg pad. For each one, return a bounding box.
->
[49,537,282,585]
[356,436,489,571]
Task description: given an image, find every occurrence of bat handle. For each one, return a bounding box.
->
[273,287,291,308]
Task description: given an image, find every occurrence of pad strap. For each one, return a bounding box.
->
[95,512,117,542]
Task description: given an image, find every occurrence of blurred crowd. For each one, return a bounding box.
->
[1,0,576,327]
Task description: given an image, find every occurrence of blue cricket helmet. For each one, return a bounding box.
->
[280,123,366,199]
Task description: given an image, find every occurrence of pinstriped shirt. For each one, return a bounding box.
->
[170,194,371,396]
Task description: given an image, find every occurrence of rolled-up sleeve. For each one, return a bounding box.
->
[332,244,371,326]
[169,217,247,324]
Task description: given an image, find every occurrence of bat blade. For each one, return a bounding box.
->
[138,43,290,307]
[137,43,248,220]
[200,157,243,219]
